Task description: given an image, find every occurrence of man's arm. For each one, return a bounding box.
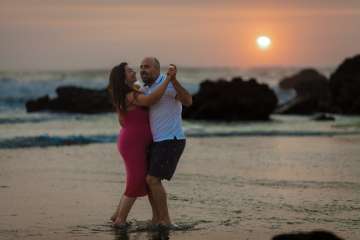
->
[170,64,192,107]
[173,79,192,107]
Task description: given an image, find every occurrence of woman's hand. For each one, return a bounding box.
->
[169,64,193,107]
[167,64,177,80]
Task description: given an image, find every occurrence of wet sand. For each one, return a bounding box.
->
[1,136,360,240]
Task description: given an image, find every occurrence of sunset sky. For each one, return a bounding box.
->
[1,0,360,70]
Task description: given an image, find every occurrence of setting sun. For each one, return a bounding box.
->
[256,36,272,50]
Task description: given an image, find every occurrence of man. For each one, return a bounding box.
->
[140,57,192,228]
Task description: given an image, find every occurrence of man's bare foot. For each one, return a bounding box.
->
[158,220,171,225]
[159,223,183,230]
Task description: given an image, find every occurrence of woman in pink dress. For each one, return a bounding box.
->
[107,62,175,228]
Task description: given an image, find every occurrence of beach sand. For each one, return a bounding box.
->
[1,136,360,240]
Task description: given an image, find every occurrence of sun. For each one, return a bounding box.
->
[256,36,272,50]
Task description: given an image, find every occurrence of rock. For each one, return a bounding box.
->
[272,230,344,240]
[25,95,50,112]
[312,113,335,121]
[25,86,113,113]
[329,54,360,114]
[182,77,277,121]
[277,69,331,114]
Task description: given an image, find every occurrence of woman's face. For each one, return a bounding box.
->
[124,65,137,87]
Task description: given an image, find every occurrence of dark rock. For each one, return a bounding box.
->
[277,69,331,114]
[329,54,360,114]
[182,77,277,121]
[25,86,113,114]
[25,95,50,112]
[312,113,335,121]
[272,230,344,240]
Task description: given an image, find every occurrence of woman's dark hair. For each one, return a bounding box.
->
[108,62,132,112]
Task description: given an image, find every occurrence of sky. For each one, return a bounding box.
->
[1,0,360,70]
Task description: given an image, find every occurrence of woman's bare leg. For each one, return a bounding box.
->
[113,195,136,225]
[111,197,123,222]
[111,207,119,222]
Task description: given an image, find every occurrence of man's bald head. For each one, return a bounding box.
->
[143,57,160,69]
[140,57,161,85]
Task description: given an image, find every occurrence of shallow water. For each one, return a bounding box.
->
[1,136,359,239]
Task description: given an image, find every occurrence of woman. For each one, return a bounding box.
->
[107,62,175,228]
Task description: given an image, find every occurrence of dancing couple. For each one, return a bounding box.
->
[107,57,192,229]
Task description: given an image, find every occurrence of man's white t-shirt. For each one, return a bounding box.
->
[143,74,185,142]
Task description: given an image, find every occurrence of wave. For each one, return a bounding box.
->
[187,130,360,137]
[0,76,107,108]
[1,130,360,149]
[0,134,116,149]
[0,116,58,124]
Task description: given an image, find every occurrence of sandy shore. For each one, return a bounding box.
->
[1,136,360,240]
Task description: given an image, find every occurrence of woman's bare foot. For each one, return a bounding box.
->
[113,219,130,230]
[110,211,118,222]
[113,216,127,226]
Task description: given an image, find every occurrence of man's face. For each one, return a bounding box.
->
[140,58,159,85]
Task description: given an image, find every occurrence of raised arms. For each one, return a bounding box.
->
[127,65,176,107]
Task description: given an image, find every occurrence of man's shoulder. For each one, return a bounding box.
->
[150,74,172,90]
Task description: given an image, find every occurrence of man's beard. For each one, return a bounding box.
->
[141,72,153,86]
[142,78,151,86]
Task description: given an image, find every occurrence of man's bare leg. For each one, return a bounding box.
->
[146,175,171,224]
[148,189,160,223]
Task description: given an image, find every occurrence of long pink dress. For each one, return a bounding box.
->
[117,106,153,197]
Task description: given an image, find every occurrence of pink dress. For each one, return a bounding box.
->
[117,106,153,197]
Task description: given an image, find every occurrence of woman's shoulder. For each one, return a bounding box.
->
[126,89,145,103]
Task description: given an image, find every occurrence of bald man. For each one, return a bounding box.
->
[140,57,192,228]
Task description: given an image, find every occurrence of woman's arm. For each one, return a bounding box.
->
[117,108,124,127]
[127,66,176,107]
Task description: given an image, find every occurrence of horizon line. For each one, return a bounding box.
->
[0,64,337,73]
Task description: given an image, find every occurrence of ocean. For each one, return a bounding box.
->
[1,66,360,149]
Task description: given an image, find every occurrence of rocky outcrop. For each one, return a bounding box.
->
[182,77,277,121]
[26,54,360,118]
[329,54,360,114]
[26,86,113,113]
[276,69,331,114]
